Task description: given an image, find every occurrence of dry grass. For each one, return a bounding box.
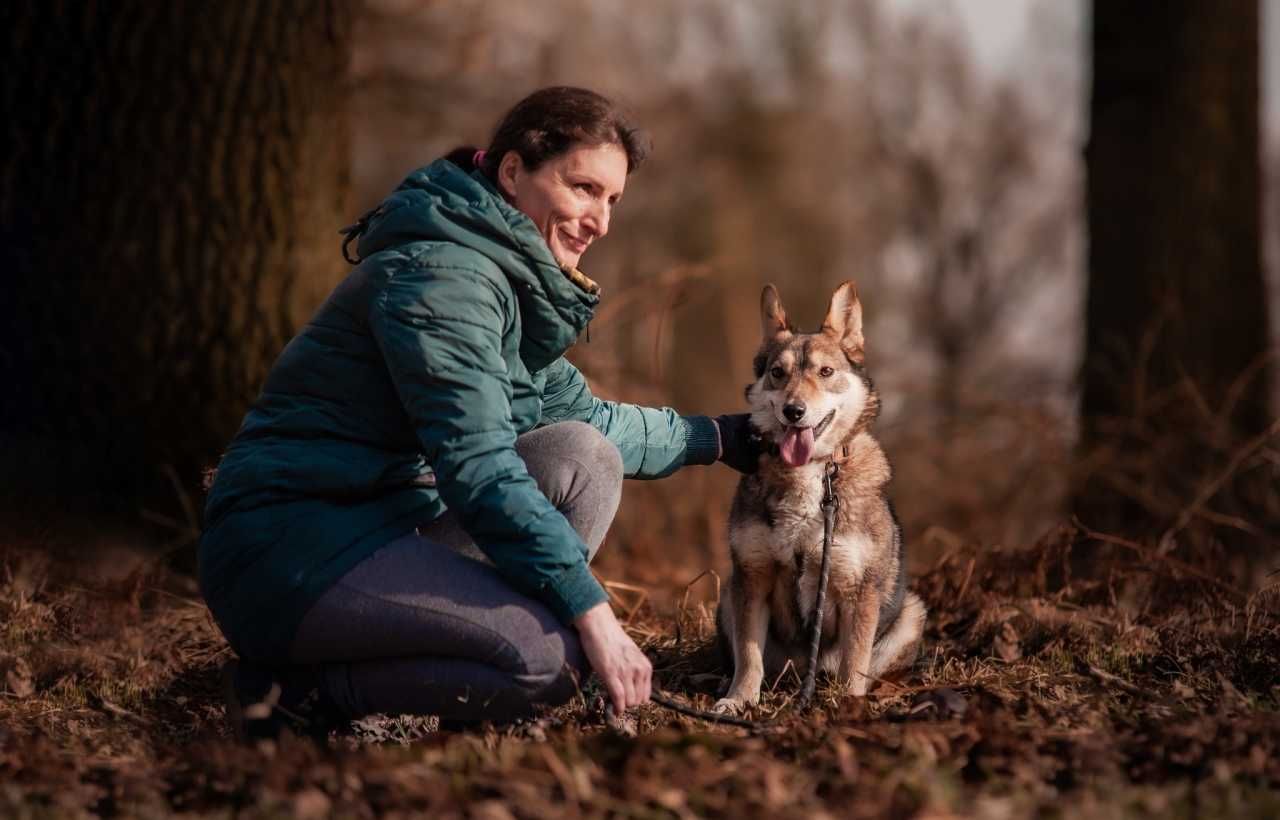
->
[3,523,1280,818]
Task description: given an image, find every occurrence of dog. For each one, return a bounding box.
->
[715,281,926,712]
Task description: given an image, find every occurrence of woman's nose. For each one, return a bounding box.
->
[583,201,610,239]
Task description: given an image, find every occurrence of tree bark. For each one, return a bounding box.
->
[1079,0,1275,570]
[0,2,351,510]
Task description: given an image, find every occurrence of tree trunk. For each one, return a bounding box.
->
[0,2,352,512]
[1078,0,1276,572]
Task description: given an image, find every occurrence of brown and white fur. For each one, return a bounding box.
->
[715,281,926,712]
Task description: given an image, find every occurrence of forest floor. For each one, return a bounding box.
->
[2,526,1280,819]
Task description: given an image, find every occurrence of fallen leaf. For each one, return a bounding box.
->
[469,801,517,820]
[908,688,969,720]
[292,787,331,820]
[994,621,1022,662]
[6,658,33,699]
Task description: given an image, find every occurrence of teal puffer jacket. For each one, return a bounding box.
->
[198,159,720,662]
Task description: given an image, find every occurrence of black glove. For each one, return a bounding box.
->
[714,413,763,474]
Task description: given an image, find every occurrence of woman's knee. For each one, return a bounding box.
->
[516,422,622,559]
[565,420,623,479]
[520,421,622,485]
[512,631,588,705]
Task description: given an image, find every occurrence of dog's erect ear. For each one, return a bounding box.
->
[760,284,790,341]
[822,280,864,362]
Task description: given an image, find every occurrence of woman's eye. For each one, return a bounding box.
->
[770,366,786,380]
[819,366,834,378]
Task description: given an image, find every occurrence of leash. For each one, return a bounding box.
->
[799,459,839,707]
[642,459,840,730]
[647,691,767,730]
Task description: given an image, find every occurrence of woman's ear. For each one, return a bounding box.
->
[497,150,522,199]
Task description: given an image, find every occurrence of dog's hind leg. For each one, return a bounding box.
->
[869,591,926,678]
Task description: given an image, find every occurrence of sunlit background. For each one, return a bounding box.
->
[333,0,1280,599]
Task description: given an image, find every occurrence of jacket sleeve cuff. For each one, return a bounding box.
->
[682,415,721,466]
[545,560,610,624]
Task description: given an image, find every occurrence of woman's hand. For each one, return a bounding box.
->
[714,413,763,474]
[574,601,651,714]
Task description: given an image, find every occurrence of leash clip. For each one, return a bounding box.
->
[821,460,839,513]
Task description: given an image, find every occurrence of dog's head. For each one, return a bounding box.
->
[745,281,880,468]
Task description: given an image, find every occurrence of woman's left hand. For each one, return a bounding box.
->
[574,601,652,714]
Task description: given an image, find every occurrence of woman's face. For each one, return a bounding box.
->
[498,141,628,270]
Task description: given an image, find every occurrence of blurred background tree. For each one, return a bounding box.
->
[1077,0,1278,580]
[0,1,352,518]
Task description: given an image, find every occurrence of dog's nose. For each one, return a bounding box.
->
[782,402,806,423]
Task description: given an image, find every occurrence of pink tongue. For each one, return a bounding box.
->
[780,426,815,467]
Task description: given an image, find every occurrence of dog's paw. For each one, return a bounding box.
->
[712,697,745,715]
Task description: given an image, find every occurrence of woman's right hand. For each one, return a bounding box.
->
[574,601,651,714]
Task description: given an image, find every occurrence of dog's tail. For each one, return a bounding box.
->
[870,591,927,678]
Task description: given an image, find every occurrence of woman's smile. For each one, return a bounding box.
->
[558,227,589,256]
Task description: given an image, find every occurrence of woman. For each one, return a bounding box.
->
[200,86,758,740]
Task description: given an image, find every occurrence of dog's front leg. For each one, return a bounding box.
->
[837,585,881,697]
[715,569,771,713]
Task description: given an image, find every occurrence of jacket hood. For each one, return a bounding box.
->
[355,159,599,371]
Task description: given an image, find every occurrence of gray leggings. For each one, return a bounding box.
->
[288,421,623,723]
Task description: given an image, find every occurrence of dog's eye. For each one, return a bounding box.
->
[819,366,834,378]
[770,366,785,380]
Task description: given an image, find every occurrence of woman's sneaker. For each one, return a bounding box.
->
[220,658,344,742]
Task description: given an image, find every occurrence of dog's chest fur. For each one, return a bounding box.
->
[756,466,868,572]
[728,453,886,645]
